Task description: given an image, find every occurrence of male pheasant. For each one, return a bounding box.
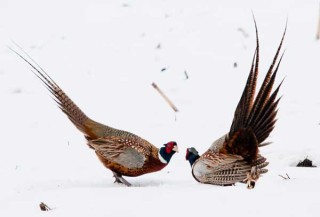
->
[12,49,178,187]
[186,21,285,188]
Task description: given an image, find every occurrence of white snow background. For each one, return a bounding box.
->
[0,0,320,216]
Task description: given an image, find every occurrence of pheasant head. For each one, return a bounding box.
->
[158,141,179,164]
[186,147,200,167]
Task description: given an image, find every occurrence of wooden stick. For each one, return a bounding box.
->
[152,82,179,112]
[184,70,189,80]
[317,2,320,40]
[279,174,288,180]
[286,173,290,179]
[279,173,290,180]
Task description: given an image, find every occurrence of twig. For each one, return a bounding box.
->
[278,174,287,180]
[184,70,189,80]
[152,82,179,112]
[279,173,290,180]
[237,27,249,38]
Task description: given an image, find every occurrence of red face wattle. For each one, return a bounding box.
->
[185,149,190,160]
[165,141,178,154]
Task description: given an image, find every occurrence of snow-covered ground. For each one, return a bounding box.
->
[1,0,320,216]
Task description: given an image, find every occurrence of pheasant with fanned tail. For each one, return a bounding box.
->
[186,20,285,188]
[11,48,178,187]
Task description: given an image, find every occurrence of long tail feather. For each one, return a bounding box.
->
[9,46,91,136]
[225,18,286,163]
[246,24,286,128]
[229,17,260,136]
[228,20,286,144]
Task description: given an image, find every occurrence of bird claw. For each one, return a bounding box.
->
[243,166,260,189]
[112,172,132,187]
[113,176,123,184]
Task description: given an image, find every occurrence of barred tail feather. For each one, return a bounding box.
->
[230,17,260,136]
[9,47,91,137]
[228,19,286,145]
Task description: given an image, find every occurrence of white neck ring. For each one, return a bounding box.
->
[158,152,168,164]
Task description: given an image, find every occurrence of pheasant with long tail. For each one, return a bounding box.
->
[186,20,285,188]
[11,48,178,187]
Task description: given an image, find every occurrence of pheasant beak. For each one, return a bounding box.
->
[172,145,179,153]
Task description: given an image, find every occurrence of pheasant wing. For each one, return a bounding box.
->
[89,136,152,169]
[194,151,268,185]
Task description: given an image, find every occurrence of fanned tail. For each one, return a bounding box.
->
[224,18,286,163]
[229,19,286,144]
[230,18,260,133]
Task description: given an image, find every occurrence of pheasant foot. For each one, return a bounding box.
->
[243,166,260,189]
[113,172,132,187]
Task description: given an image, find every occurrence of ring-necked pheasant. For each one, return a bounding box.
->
[11,49,179,187]
[186,20,285,188]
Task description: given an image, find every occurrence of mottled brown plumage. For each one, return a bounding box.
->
[11,48,178,186]
[186,19,285,188]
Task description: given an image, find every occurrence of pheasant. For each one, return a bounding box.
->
[11,49,179,187]
[186,21,285,188]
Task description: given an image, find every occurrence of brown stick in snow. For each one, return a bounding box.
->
[279,173,290,180]
[152,82,179,112]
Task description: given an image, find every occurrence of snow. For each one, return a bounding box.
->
[1,0,320,216]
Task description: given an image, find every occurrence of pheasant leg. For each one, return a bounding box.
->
[243,166,260,189]
[113,172,132,187]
